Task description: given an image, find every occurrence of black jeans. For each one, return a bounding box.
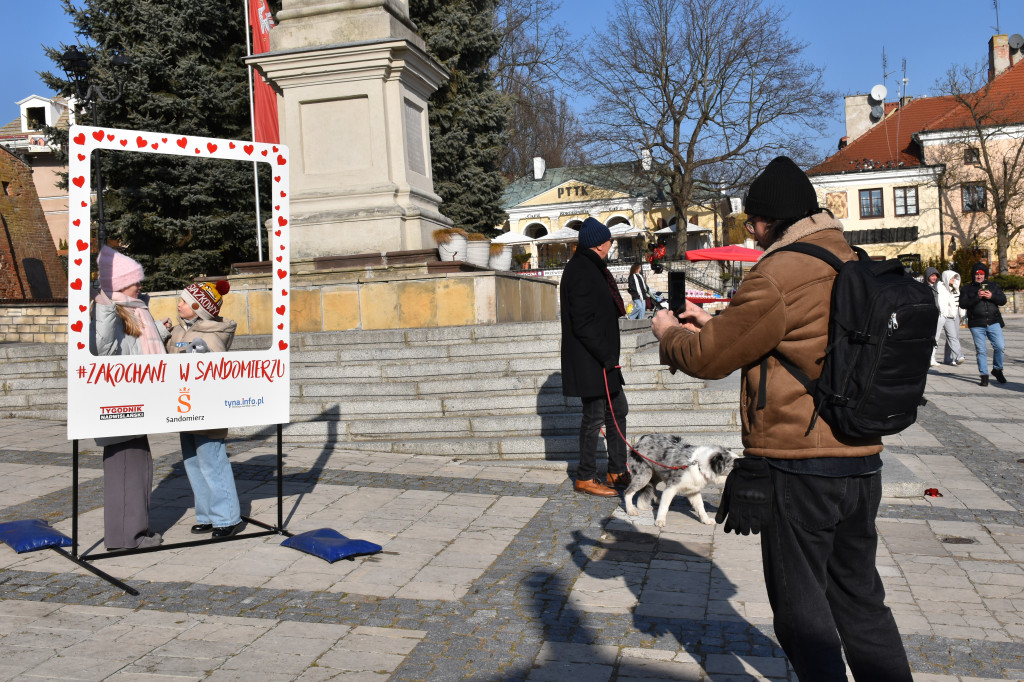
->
[577,390,628,482]
[761,468,912,682]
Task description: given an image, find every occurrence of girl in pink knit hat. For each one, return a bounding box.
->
[90,246,164,550]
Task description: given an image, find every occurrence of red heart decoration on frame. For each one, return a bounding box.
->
[77,342,85,350]
[229,142,236,149]
[278,216,287,227]
[119,139,127,147]
[261,149,268,157]
[78,304,87,312]
[272,146,278,152]
[72,176,85,188]
[70,279,83,290]
[277,155,286,165]
[278,340,288,351]
[194,148,200,154]
[277,323,283,330]
[106,134,114,141]
[280,191,287,197]
[274,176,281,182]
[207,142,218,153]
[277,269,287,279]
[92,130,105,141]
[73,219,81,226]
[151,143,158,149]
[281,289,288,296]
[176,137,188,148]
[81,201,88,207]
[136,136,147,148]
[77,154,86,161]
[70,321,83,333]
[162,138,168,143]
[74,260,83,267]
[76,240,89,251]
[279,244,285,251]
[244,144,254,155]
[73,133,86,145]
[274,230,281,237]
[276,305,286,315]
[274,205,280,210]
[276,256,282,262]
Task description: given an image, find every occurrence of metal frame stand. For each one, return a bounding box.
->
[52,424,292,596]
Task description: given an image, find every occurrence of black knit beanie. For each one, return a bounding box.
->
[578,217,612,249]
[744,156,819,220]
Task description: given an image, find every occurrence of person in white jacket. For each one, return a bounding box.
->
[90,246,165,550]
[937,270,966,365]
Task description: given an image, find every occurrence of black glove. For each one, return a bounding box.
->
[715,457,773,535]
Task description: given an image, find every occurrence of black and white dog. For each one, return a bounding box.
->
[623,435,739,527]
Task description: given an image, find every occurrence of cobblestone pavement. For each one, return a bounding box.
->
[2,320,1024,680]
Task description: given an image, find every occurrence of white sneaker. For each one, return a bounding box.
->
[955,356,966,365]
[930,361,940,367]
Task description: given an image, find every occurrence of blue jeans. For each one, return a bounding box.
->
[762,468,912,681]
[180,432,241,527]
[628,298,645,320]
[969,323,1005,375]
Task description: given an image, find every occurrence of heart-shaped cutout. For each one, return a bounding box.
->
[70,279,83,290]
[70,321,83,332]
[73,133,86,145]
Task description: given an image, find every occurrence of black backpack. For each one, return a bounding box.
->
[759,243,939,438]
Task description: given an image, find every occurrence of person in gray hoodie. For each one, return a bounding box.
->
[161,280,243,537]
[924,267,942,366]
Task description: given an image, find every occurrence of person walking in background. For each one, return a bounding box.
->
[652,156,912,681]
[938,269,966,365]
[560,217,632,497]
[627,263,649,320]
[961,262,1007,386]
[924,267,942,366]
[90,246,165,551]
[161,280,244,538]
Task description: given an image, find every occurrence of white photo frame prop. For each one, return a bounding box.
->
[66,125,291,440]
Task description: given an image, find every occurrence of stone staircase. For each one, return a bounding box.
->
[0,320,742,464]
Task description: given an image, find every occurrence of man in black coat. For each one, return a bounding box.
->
[560,217,631,496]
[961,262,1008,386]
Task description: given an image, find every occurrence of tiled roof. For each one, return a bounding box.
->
[921,60,1024,131]
[809,96,958,175]
[0,117,22,141]
[501,161,718,209]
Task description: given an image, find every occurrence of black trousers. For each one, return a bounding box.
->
[576,390,628,482]
[761,468,912,682]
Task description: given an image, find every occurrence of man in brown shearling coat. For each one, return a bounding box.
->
[652,157,912,681]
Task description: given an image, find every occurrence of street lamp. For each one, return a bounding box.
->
[58,45,133,253]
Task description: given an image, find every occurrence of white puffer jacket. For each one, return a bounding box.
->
[937,270,962,319]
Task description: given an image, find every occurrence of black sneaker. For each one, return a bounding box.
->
[212,521,244,538]
[980,375,989,386]
[993,369,1007,384]
[191,524,213,534]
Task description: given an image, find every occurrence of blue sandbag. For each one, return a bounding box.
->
[0,519,72,553]
[281,528,382,563]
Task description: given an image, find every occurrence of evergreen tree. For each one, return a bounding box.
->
[410,0,509,234]
[44,0,268,290]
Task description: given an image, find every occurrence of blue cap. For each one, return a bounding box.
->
[578,217,611,249]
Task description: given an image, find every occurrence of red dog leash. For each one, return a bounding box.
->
[603,367,688,471]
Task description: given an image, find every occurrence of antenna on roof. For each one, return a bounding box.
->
[992,0,1000,35]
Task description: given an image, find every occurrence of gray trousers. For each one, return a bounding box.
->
[103,436,153,549]
[937,316,964,363]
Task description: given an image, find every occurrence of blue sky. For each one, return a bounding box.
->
[4,0,1024,154]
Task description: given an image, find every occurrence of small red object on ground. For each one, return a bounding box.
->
[924,488,943,497]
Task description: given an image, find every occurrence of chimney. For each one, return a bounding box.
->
[989,34,1011,81]
[641,148,653,171]
[844,94,878,142]
[532,156,546,180]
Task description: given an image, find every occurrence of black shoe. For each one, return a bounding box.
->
[993,369,1006,384]
[212,521,244,538]
[191,524,213,534]
[980,375,989,386]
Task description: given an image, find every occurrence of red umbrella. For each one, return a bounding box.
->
[684,245,763,262]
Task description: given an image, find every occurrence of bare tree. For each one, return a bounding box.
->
[926,64,1024,274]
[572,0,836,234]
[492,0,587,176]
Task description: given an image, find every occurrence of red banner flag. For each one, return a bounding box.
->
[248,0,279,144]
